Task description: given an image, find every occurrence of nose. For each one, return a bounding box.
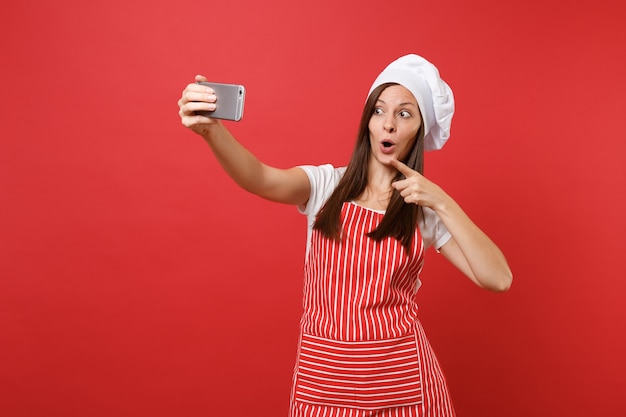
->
[384,116,396,133]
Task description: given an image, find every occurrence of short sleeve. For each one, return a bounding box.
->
[419,207,452,250]
[297,164,346,217]
[297,164,346,256]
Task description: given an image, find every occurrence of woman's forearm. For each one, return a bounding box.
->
[200,121,267,194]
[436,196,513,292]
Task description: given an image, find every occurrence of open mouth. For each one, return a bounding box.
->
[380,140,396,154]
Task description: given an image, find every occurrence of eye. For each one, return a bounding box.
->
[399,110,411,118]
[373,107,384,115]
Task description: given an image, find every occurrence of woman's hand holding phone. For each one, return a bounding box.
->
[178,75,220,136]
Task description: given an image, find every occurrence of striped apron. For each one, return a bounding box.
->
[290,202,455,417]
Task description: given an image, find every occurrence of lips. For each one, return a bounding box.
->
[380,139,396,154]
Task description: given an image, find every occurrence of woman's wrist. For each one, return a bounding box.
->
[432,191,460,220]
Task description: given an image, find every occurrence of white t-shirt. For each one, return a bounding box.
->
[297,164,452,256]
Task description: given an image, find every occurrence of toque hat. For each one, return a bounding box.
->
[368,54,455,151]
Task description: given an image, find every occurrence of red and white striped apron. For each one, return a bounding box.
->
[291,202,455,417]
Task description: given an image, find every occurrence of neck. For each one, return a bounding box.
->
[354,161,397,210]
[367,158,398,190]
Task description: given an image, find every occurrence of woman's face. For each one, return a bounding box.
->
[368,85,422,166]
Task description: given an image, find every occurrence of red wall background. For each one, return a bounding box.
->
[1,0,625,416]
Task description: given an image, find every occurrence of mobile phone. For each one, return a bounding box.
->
[195,81,245,121]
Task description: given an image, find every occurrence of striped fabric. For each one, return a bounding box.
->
[295,333,422,409]
[291,203,455,417]
[301,202,424,341]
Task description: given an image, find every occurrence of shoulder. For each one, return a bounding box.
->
[297,164,346,216]
[298,164,346,187]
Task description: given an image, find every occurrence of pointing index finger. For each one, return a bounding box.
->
[390,159,415,177]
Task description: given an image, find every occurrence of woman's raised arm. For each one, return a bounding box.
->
[178,75,310,206]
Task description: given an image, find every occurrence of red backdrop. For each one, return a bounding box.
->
[1,0,625,416]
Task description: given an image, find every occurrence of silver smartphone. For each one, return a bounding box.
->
[195,81,245,121]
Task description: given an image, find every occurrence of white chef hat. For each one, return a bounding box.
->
[368,54,455,151]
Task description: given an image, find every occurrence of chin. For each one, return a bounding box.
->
[372,151,399,167]
[377,155,396,167]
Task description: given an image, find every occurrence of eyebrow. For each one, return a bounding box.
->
[376,99,417,107]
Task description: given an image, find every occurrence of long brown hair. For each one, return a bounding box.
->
[313,83,425,251]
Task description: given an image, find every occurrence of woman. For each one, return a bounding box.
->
[178,54,512,417]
